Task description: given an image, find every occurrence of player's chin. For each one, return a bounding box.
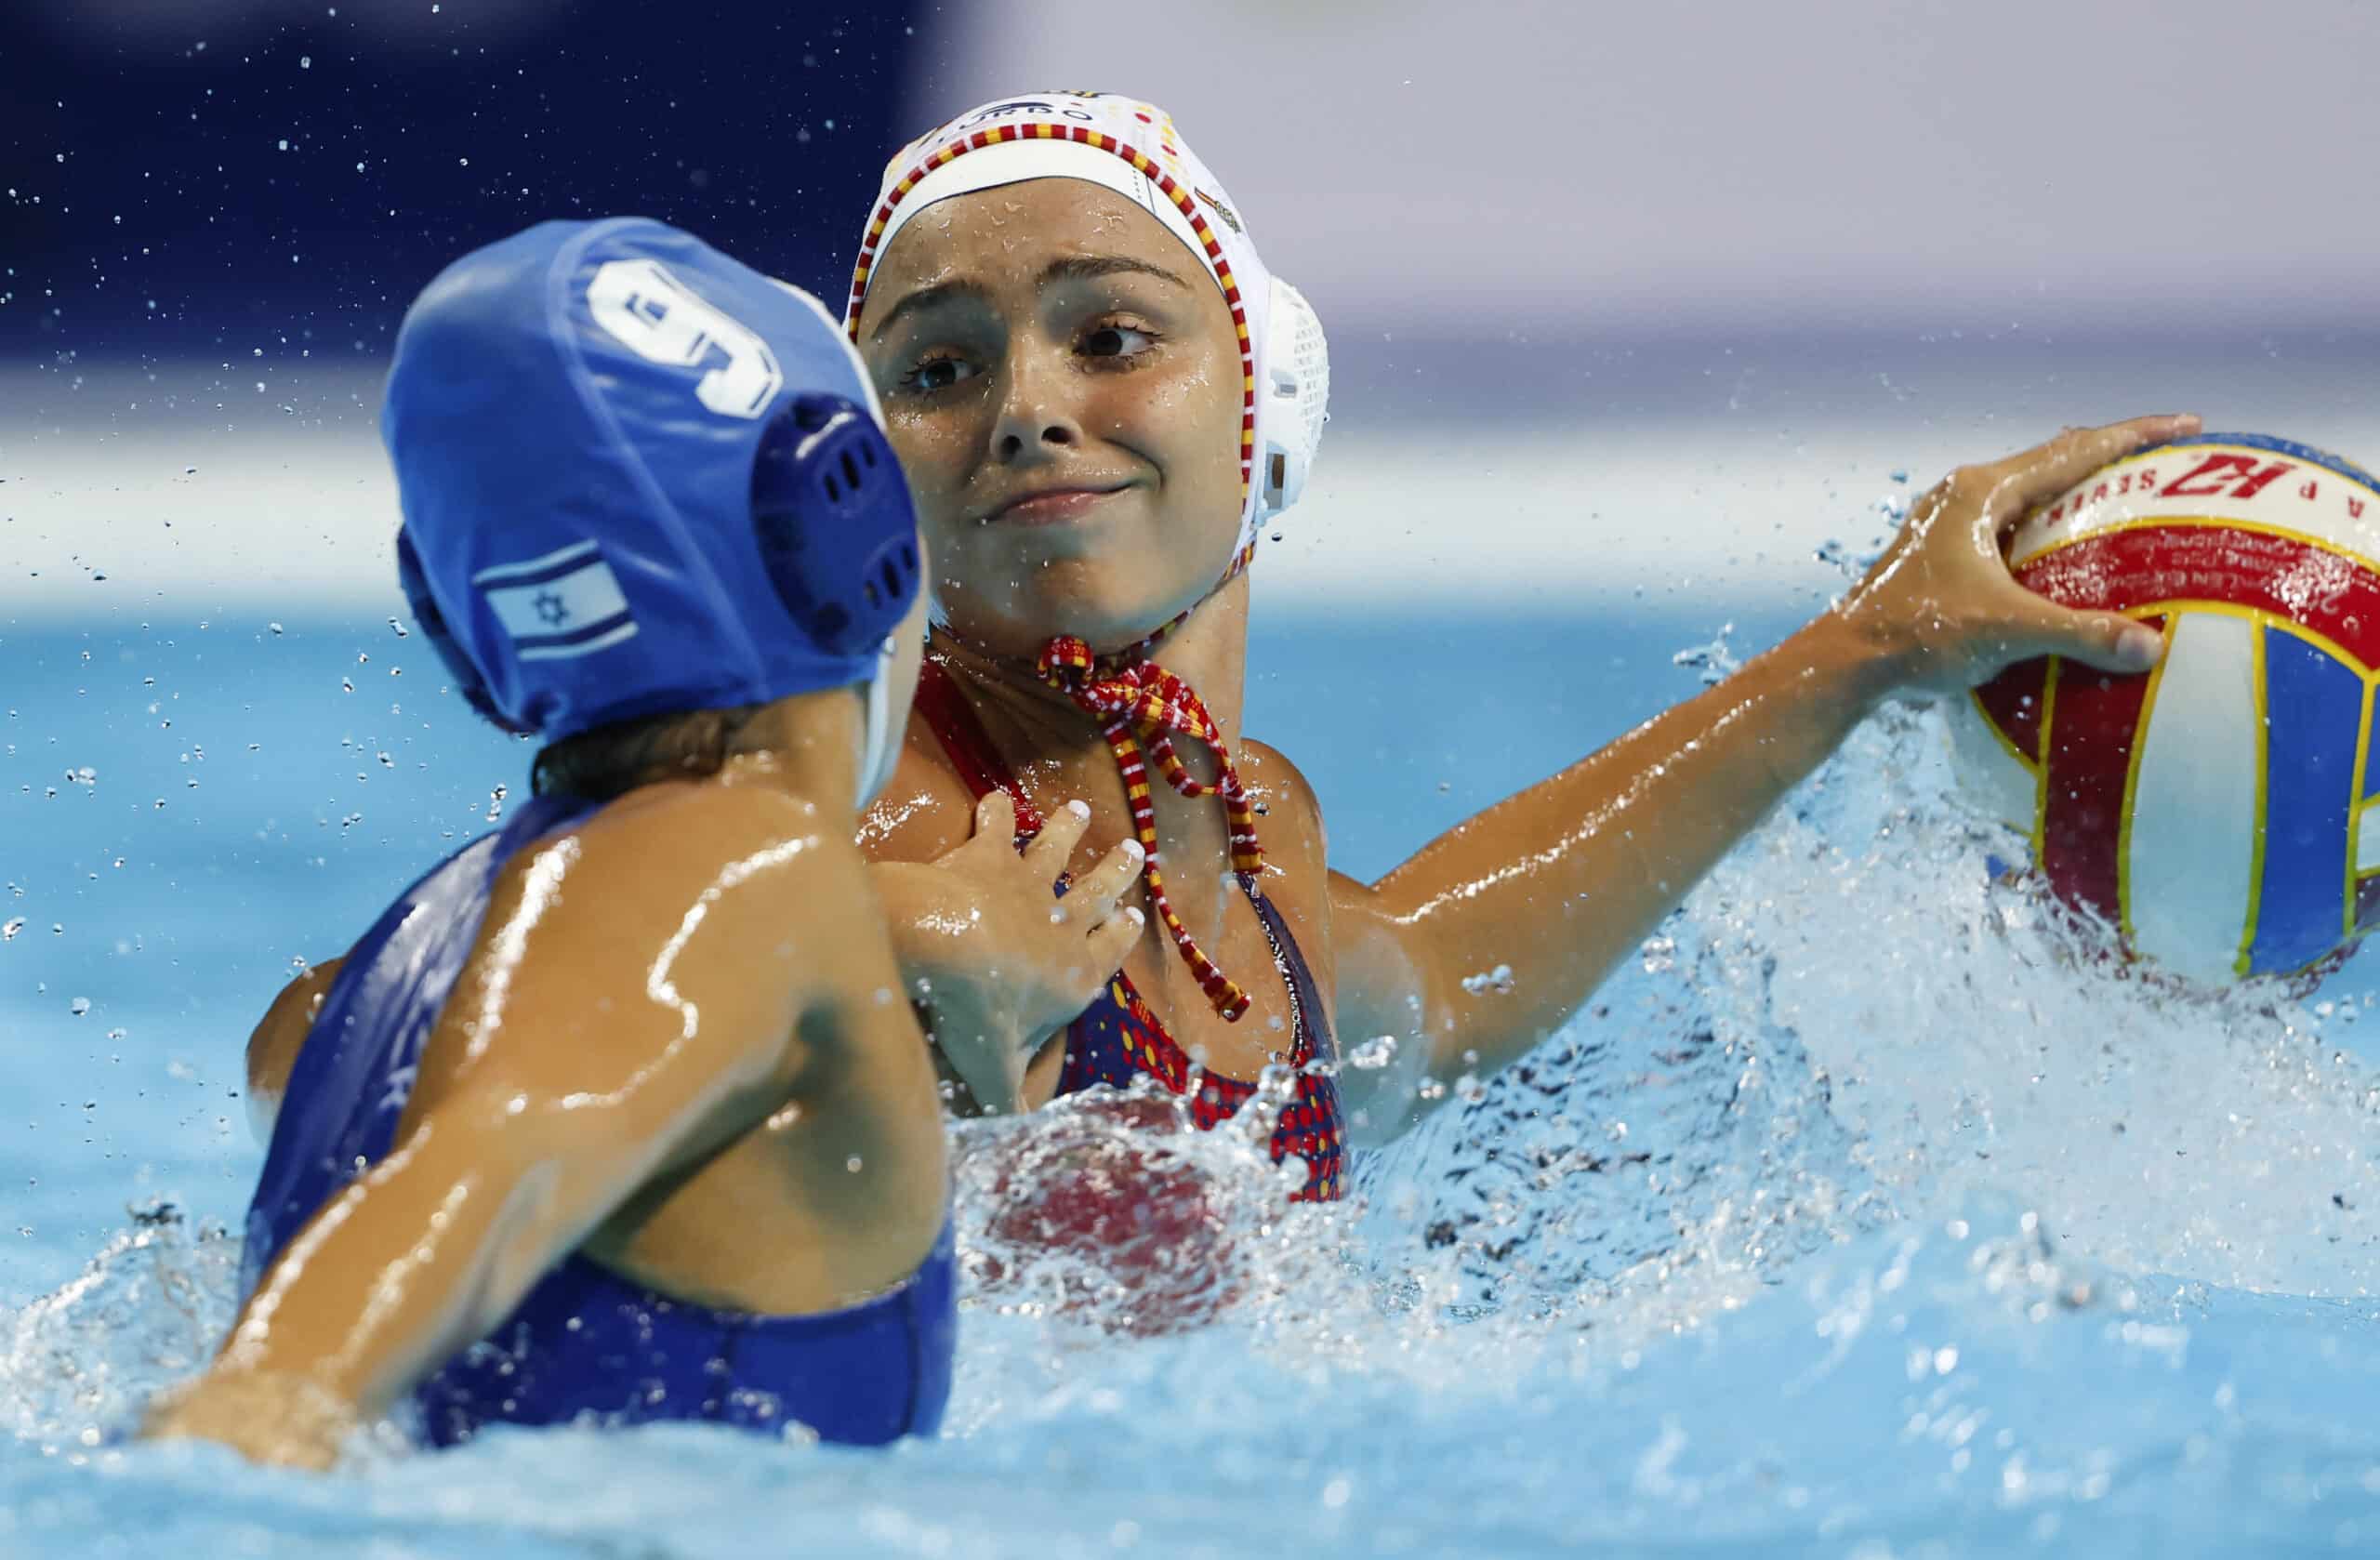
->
[1049,563,1217,652]
[945,551,1209,654]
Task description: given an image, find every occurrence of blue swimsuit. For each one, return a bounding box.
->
[243,791,955,1448]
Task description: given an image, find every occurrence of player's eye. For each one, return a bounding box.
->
[1079,323,1158,362]
[899,352,979,394]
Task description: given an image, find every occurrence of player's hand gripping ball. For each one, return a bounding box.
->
[1949,434,2380,985]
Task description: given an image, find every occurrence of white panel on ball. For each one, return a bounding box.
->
[2120,612,2261,985]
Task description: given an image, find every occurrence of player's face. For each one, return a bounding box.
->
[854,178,1244,658]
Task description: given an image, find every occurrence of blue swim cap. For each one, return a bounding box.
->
[383,217,920,746]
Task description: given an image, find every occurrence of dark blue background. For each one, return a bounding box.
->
[4,2,925,353]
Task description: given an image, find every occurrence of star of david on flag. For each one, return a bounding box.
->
[472,540,638,662]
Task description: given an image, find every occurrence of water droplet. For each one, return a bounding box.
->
[0,918,22,941]
[69,998,90,1016]
[269,621,284,635]
[300,55,311,68]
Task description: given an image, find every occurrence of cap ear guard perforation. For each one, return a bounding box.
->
[751,393,921,658]
[1258,277,1329,521]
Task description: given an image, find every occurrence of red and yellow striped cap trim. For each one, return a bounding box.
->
[845,122,1257,513]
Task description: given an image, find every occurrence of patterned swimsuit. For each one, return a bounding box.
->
[915,661,1347,1201]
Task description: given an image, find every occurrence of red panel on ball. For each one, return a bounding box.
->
[1973,660,2049,766]
[2017,526,2380,668]
[2035,620,2162,927]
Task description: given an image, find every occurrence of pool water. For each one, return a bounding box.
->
[7,605,2380,1557]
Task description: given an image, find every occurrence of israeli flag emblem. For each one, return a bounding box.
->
[471,540,638,661]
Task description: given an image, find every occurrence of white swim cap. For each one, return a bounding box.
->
[846,91,1329,582]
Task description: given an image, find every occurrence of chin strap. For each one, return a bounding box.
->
[854,635,903,807]
[1038,633,1264,1022]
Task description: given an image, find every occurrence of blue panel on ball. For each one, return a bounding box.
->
[2250,628,2363,975]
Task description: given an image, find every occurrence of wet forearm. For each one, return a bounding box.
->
[149,1124,569,1461]
[1370,611,1896,1077]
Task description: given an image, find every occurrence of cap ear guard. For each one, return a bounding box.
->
[395,527,535,735]
[751,393,922,658]
[1257,277,1329,521]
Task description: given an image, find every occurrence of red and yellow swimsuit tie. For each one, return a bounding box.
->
[1037,634,1264,1021]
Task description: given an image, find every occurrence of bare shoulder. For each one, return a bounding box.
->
[855,707,979,865]
[416,781,887,1104]
[533,779,867,918]
[1240,737,1328,871]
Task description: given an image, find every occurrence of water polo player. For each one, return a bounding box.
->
[843,90,2193,1195]
[148,218,1145,1464]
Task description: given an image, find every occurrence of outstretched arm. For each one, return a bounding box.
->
[148,788,887,1466]
[1330,416,2196,1142]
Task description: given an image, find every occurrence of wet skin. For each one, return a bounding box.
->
[240,193,2192,1240]
[851,177,2191,1138]
[157,599,1143,1468]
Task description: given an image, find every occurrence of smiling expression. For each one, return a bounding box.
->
[853,178,1245,658]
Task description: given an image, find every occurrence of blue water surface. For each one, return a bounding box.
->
[6,603,2380,1558]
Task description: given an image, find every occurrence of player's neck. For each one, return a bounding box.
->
[719,688,865,817]
[930,574,1252,764]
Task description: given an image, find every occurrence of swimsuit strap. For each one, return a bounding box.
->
[1037,635,1264,1022]
[913,657,1046,846]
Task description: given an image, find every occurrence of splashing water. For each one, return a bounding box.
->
[9,689,2380,1553]
[3,1205,238,1455]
